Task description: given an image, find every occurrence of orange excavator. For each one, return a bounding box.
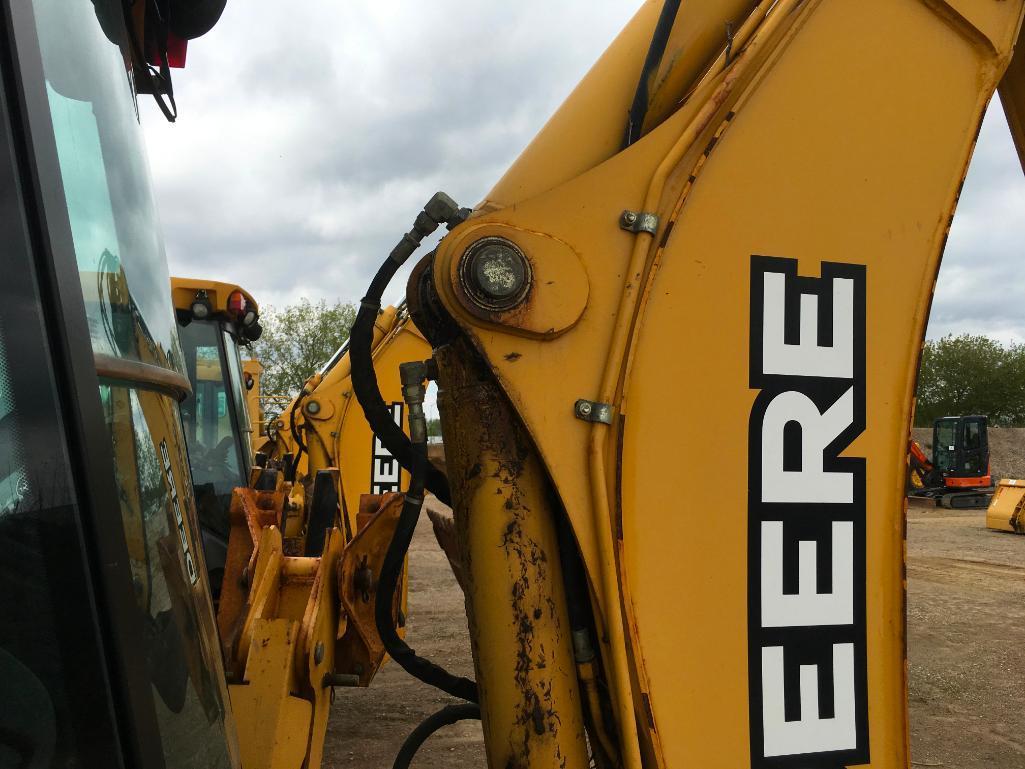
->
[908,415,992,508]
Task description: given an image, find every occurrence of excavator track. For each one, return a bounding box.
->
[940,491,993,510]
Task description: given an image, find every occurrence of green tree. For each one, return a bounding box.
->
[248,298,356,401]
[915,334,1025,426]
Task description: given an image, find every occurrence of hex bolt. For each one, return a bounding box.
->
[314,642,325,665]
[577,401,593,417]
[622,211,638,225]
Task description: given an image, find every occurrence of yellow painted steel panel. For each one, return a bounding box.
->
[621,0,1007,765]
[431,0,1025,765]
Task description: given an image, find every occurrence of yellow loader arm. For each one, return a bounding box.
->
[216,307,430,769]
[259,304,430,534]
[341,1,1025,767]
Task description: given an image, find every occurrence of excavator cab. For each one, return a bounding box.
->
[172,278,262,597]
[932,415,991,486]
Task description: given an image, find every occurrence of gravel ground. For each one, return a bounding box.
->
[322,511,484,769]
[907,501,1025,768]
[322,498,1025,768]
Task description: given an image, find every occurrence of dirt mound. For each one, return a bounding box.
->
[912,426,1025,481]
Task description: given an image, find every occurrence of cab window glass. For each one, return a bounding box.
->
[0,219,123,766]
[99,384,233,769]
[31,0,183,373]
[0,336,26,512]
[179,320,245,542]
[965,421,981,450]
[934,421,957,472]
[936,421,956,448]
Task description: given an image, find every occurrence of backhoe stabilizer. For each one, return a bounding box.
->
[217,483,409,769]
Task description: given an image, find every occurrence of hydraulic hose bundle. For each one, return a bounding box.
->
[349,193,468,507]
[349,194,480,765]
[287,392,308,480]
[371,359,478,703]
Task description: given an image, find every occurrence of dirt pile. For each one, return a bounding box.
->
[912,426,1025,480]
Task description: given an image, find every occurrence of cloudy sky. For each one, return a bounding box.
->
[140,1,1025,342]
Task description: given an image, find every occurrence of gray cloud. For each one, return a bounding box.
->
[142,1,637,309]
[928,102,1025,343]
[143,2,1025,344]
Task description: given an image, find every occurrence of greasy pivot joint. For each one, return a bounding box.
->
[458,236,532,312]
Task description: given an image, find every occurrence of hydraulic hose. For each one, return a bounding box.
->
[392,703,482,769]
[622,0,683,148]
[287,393,307,481]
[350,192,468,506]
[374,361,478,703]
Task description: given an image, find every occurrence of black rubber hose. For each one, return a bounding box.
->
[392,703,482,769]
[350,260,451,504]
[622,0,683,148]
[374,440,478,702]
[287,394,307,481]
[555,512,592,637]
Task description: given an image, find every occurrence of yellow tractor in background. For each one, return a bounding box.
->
[168,274,439,766]
[171,277,262,597]
[256,302,431,526]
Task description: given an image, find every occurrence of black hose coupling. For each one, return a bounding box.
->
[388,192,471,266]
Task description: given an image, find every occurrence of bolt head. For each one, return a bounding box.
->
[622,211,638,225]
[577,401,592,416]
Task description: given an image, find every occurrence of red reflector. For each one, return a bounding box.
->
[166,35,188,68]
[227,291,247,317]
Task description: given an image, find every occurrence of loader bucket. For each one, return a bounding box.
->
[985,479,1025,534]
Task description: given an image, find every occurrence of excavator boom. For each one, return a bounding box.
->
[357,1,1025,767]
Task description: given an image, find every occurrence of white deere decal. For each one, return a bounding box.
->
[748,257,868,768]
[370,402,405,495]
